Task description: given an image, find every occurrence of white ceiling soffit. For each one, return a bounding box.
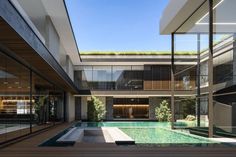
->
[41,0,80,64]
[160,0,205,34]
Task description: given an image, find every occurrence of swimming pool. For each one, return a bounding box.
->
[75,121,170,128]
[121,128,213,144]
[77,122,216,144]
[40,122,223,147]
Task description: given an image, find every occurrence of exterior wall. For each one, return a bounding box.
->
[10,0,46,43]
[81,96,88,120]
[75,97,81,120]
[106,97,113,120]
[149,97,159,120]
[66,92,75,122]
[13,0,76,82]
[66,55,74,81]
[59,45,67,72]
[214,102,232,133]
[45,16,60,62]
[76,96,176,121]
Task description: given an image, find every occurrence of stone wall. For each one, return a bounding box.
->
[106,97,113,120]
[66,92,75,122]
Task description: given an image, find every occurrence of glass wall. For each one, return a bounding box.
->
[113,66,144,90]
[212,0,236,135]
[0,51,65,144]
[173,0,210,128]
[92,66,113,90]
[112,66,132,90]
[75,65,171,91]
[173,0,236,136]
[144,65,171,90]
[0,51,30,143]
[31,73,64,132]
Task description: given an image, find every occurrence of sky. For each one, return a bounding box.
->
[65,0,170,52]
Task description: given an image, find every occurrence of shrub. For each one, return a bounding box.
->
[87,96,106,122]
[180,98,195,118]
[155,100,172,122]
[185,115,196,121]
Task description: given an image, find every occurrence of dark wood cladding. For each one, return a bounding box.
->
[144,65,171,90]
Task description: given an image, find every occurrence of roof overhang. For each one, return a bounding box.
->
[11,0,81,64]
[41,0,81,64]
[0,1,79,93]
[160,0,205,34]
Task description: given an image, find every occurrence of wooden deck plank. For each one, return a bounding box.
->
[1,123,236,157]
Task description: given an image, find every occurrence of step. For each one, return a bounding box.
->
[57,127,84,143]
[103,127,135,145]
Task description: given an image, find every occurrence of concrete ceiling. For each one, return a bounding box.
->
[15,0,81,65]
[160,0,236,34]
[160,0,206,34]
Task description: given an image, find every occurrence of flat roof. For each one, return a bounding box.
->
[160,0,205,34]
[80,51,197,55]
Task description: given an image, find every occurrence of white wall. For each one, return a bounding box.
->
[66,92,75,122]
[45,16,60,62]
[67,55,74,81]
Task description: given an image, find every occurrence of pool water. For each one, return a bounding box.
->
[120,128,214,144]
[77,121,170,128]
[76,122,216,144]
[40,122,223,147]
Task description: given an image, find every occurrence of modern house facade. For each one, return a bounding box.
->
[0,0,80,145]
[160,0,236,137]
[74,52,198,121]
[0,0,236,147]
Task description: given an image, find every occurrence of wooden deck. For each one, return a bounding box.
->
[1,123,236,157]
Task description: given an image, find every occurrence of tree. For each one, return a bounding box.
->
[155,100,172,122]
[180,98,195,118]
[87,96,106,122]
[34,96,47,124]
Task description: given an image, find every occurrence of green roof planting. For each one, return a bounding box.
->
[80,51,197,55]
[80,36,232,56]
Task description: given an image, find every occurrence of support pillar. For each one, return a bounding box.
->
[171,33,175,129]
[197,34,201,127]
[208,0,214,137]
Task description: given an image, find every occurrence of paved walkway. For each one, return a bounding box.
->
[0,124,30,134]
[1,123,236,157]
